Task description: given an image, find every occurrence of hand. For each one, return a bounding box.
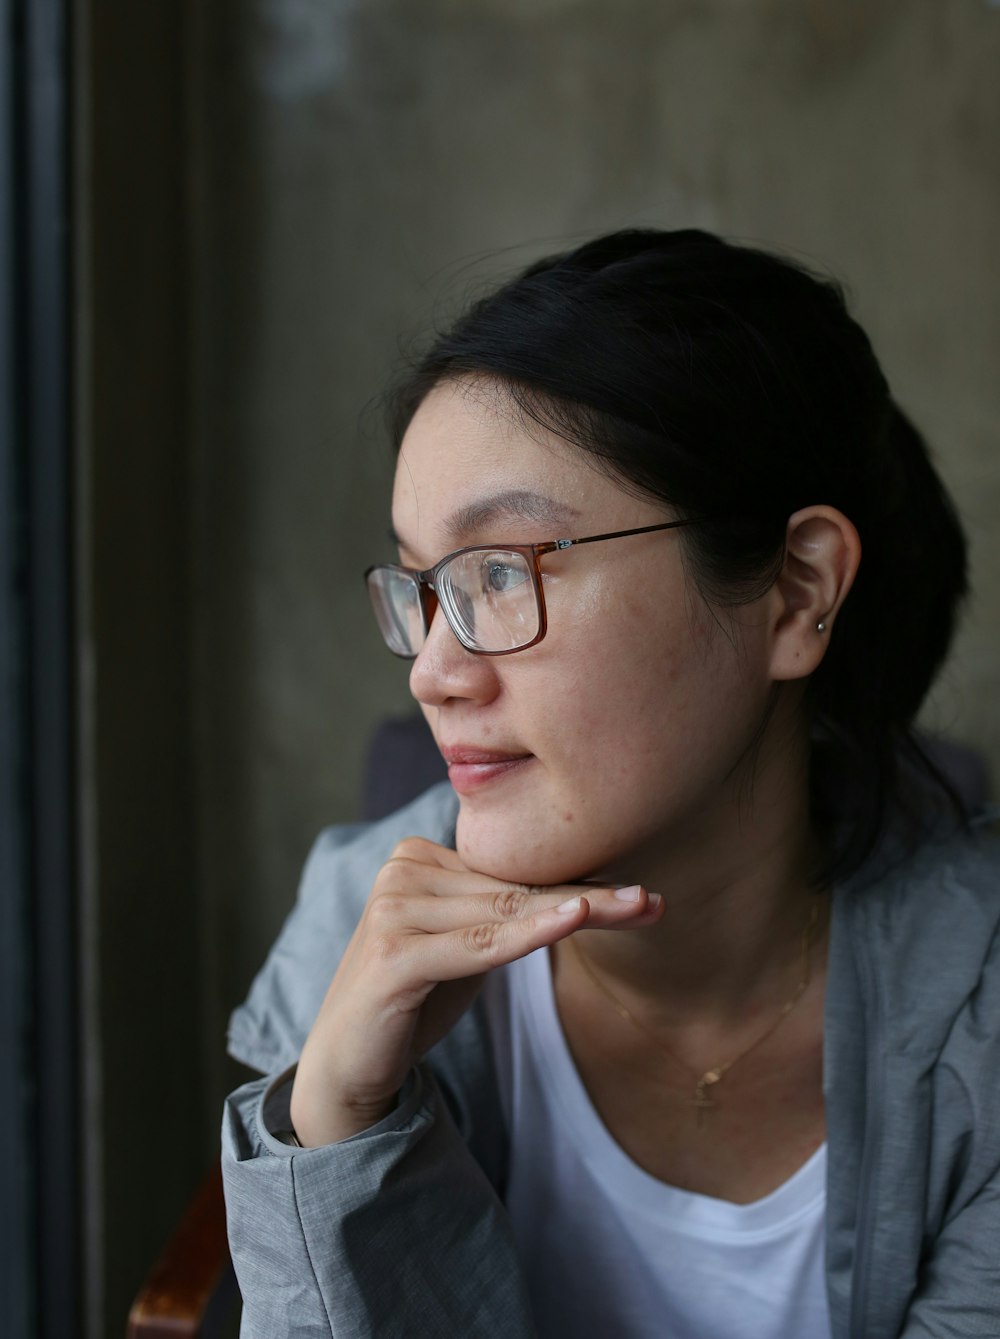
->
[289,836,662,1145]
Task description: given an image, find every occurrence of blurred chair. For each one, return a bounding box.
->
[126,1162,237,1338]
[361,712,448,820]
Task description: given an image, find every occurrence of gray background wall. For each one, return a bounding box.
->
[78,1,1000,1333]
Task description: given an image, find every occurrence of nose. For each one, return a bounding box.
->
[408,604,501,708]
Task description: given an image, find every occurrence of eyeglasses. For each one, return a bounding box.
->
[364,519,699,658]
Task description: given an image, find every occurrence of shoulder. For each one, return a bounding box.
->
[844,810,1000,946]
[834,811,1000,1056]
[227,782,459,1074]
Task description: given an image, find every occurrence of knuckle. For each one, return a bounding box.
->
[365,890,408,937]
[463,921,505,963]
[491,888,529,919]
[389,836,430,861]
[375,858,413,894]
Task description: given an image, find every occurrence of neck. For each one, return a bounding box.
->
[579,712,828,1027]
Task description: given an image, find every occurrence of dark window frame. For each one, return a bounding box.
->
[1,0,79,1335]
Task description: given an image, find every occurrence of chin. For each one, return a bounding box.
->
[454,803,610,889]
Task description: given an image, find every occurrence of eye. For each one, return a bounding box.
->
[482,555,529,594]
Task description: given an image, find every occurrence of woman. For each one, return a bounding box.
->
[222,229,999,1338]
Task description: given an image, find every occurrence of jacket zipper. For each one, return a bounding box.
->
[847,910,884,1338]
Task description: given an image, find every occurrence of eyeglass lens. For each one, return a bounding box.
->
[367,567,425,656]
[367,549,541,656]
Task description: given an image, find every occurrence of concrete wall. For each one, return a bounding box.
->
[81,0,1000,1331]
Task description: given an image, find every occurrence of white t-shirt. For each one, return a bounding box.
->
[480,946,832,1339]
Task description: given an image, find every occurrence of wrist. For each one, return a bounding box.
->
[290,1078,397,1147]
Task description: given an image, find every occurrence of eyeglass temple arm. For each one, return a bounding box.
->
[550,519,699,552]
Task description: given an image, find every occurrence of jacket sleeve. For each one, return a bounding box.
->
[222,1062,537,1339]
[898,848,1000,1339]
[898,1173,1000,1337]
[220,786,535,1337]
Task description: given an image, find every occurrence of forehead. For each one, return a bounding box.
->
[391,380,611,552]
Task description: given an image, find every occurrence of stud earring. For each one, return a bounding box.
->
[816,621,827,633]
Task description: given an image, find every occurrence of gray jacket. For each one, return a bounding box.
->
[222,782,1000,1338]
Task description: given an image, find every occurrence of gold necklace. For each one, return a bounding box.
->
[568,898,824,1127]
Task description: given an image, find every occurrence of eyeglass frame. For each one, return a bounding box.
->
[363,518,701,659]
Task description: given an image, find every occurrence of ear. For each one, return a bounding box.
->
[768,506,861,682]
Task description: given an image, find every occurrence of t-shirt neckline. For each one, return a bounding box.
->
[512,944,827,1241]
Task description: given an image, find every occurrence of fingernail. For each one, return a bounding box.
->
[647,893,662,908]
[614,885,642,901]
[556,895,582,914]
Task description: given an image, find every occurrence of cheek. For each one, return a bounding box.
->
[536,608,761,817]
[451,575,767,883]
[537,581,708,759]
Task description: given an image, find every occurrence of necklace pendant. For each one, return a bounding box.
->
[691,1090,714,1125]
[691,1081,716,1127]
[692,1070,723,1127]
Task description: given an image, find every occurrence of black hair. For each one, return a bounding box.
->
[389,228,970,884]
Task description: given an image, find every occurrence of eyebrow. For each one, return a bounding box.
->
[389,489,581,554]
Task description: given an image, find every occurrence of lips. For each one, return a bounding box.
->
[441,744,534,795]
[441,745,532,764]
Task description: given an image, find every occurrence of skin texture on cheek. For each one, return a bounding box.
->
[449,606,770,889]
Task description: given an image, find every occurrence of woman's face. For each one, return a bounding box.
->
[392,379,784,887]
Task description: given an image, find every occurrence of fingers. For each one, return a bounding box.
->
[373,835,664,987]
[391,892,592,983]
[371,887,663,987]
[385,838,650,906]
[370,882,661,934]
